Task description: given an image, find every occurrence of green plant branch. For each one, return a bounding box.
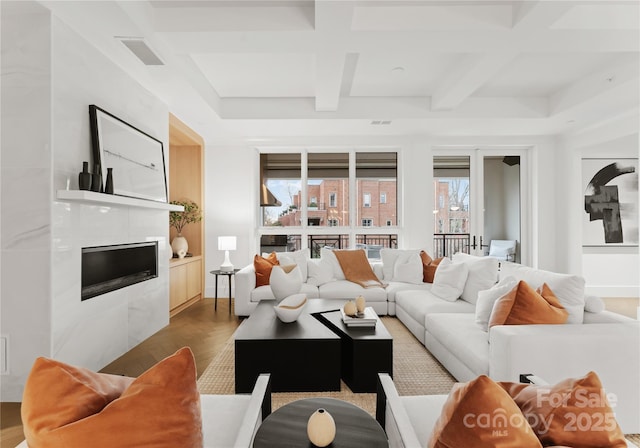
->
[169,199,202,234]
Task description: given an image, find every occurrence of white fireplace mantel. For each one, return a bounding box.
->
[56,190,184,211]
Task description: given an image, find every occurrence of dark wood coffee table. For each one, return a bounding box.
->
[253,397,388,448]
[234,301,341,393]
[314,309,393,392]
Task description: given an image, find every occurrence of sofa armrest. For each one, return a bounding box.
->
[234,264,257,316]
[490,322,640,434]
[376,373,423,448]
[233,373,272,448]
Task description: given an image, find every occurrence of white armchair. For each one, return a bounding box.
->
[488,239,517,261]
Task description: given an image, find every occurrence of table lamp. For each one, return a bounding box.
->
[219,236,236,272]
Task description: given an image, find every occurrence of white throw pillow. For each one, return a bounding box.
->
[277,248,310,281]
[584,295,606,313]
[431,258,469,302]
[306,258,334,286]
[320,247,345,280]
[475,276,518,331]
[452,253,499,305]
[498,263,585,323]
[269,265,303,301]
[392,252,423,284]
[381,249,423,282]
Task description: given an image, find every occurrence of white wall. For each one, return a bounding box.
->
[203,135,560,299]
[1,3,171,400]
[557,130,639,297]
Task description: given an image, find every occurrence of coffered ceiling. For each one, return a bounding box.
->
[38,0,639,143]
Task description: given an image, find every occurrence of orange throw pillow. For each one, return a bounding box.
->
[22,347,203,448]
[499,372,627,448]
[254,252,279,287]
[489,281,568,328]
[428,375,541,448]
[421,252,443,283]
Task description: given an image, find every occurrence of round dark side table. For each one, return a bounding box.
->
[253,397,388,448]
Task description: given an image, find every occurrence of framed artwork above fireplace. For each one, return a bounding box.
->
[89,105,168,203]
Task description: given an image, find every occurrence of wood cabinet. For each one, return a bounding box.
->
[168,114,205,316]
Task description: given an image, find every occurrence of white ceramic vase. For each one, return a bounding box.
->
[307,408,336,448]
[269,265,302,302]
[171,234,188,258]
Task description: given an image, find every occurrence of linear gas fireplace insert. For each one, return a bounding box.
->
[81,241,158,301]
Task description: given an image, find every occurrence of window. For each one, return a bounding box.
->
[308,153,349,228]
[259,153,301,227]
[363,193,371,208]
[309,196,317,208]
[329,192,337,208]
[362,218,372,226]
[380,193,387,204]
[328,218,338,227]
[386,219,393,226]
[356,152,397,228]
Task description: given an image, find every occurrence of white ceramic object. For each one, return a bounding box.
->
[171,234,188,258]
[270,265,303,301]
[307,408,336,447]
[273,293,307,323]
[356,295,366,313]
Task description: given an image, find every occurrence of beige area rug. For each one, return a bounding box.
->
[197,316,455,416]
[196,317,640,444]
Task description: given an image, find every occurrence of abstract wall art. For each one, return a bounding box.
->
[582,158,638,246]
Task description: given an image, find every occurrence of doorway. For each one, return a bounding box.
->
[433,148,528,264]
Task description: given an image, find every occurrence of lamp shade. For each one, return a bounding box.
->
[218,236,236,251]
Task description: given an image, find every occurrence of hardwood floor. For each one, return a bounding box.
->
[0,298,241,448]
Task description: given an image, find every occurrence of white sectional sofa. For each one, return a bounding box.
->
[235,248,640,433]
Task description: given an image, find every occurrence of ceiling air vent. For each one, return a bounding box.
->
[370,120,392,126]
[116,37,164,66]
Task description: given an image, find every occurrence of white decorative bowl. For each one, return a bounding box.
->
[274,293,307,323]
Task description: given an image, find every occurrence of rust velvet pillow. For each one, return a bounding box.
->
[22,347,203,448]
[420,251,443,283]
[499,372,627,448]
[428,375,542,448]
[488,281,568,328]
[254,252,279,287]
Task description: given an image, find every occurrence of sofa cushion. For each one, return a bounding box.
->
[201,394,251,448]
[401,395,449,447]
[585,295,606,313]
[428,375,540,448]
[451,253,499,305]
[386,281,433,302]
[393,252,424,284]
[319,280,387,301]
[381,249,421,282]
[320,247,346,280]
[499,262,585,324]
[251,283,319,302]
[475,276,518,331]
[275,248,309,281]
[396,291,475,325]
[420,251,444,283]
[22,347,203,448]
[431,258,469,302]
[307,258,334,286]
[334,249,385,288]
[254,253,279,287]
[489,281,568,328]
[425,313,489,377]
[499,371,627,448]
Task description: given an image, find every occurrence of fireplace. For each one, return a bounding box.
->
[81,241,158,301]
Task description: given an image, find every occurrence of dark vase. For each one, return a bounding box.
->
[105,168,114,194]
[91,164,102,192]
[78,161,92,190]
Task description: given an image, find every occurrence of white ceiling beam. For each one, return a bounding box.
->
[161,29,638,54]
[313,0,355,112]
[431,51,518,111]
[550,60,640,116]
[512,1,574,30]
[220,96,547,120]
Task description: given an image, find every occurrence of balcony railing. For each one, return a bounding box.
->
[308,234,397,258]
[433,233,470,258]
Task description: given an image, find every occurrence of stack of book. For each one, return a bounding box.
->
[340,306,377,328]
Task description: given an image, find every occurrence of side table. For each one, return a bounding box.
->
[209,269,240,314]
[253,397,388,448]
